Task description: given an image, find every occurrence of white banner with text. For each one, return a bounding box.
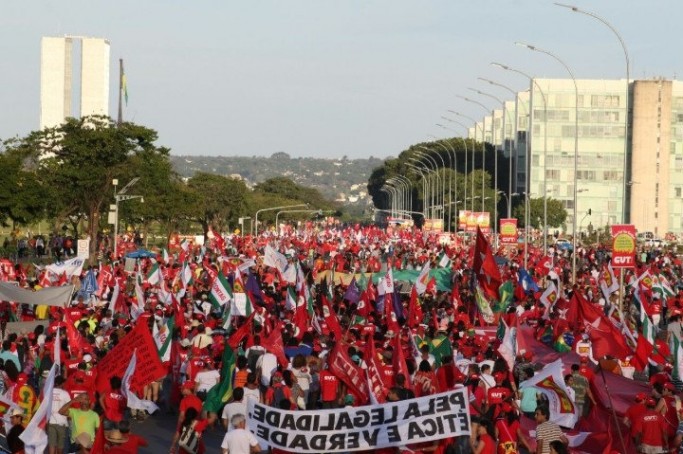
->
[246,388,471,452]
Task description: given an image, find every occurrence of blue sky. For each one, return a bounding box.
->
[1,1,681,159]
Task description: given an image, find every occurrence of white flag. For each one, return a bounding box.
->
[20,363,58,453]
[123,350,160,415]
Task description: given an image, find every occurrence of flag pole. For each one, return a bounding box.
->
[117,59,124,126]
[597,362,628,453]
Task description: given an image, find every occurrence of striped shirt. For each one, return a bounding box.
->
[536,420,564,454]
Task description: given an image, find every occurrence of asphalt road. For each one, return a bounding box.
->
[130,411,225,453]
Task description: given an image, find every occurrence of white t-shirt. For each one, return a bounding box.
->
[243,386,261,404]
[257,352,278,387]
[221,427,259,453]
[195,370,220,392]
[50,388,71,426]
[221,400,248,429]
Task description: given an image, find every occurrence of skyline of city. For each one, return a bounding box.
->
[2,1,683,159]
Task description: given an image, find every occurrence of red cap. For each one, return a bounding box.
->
[635,392,648,402]
[645,397,657,407]
[182,381,195,391]
[16,373,28,384]
[469,374,480,380]
[493,371,506,382]
[664,382,676,391]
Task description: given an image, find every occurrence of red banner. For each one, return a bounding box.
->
[499,218,518,244]
[95,319,166,394]
[611,224,636,268]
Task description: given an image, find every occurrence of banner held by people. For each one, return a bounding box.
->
[246,388,471,453]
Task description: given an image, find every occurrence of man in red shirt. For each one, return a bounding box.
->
[486,371,513,419]
[632,397,668,453]
[176,381,202,430]
[99,376,127,431]
[623,392,648,436]
[319,366,341,409]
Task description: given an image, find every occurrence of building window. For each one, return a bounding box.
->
[676,187,682,198]
[603,171,620,181]
[608,201,617,211]
[545,169,561,180]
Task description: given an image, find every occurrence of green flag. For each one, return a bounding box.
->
[203,345,236,414]
[492,281,514,313]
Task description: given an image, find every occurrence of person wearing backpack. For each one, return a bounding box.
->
[170,407,208,454]
[264,372,290,407]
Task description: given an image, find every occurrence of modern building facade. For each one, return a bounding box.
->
[466,77,683,236]
[40,36,110,130]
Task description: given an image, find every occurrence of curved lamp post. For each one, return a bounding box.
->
[491,62,549,252]
[516,42,579,283]
[405,163,429,219]
[255,203,308,235]
[556,3,630,224]
[439,118,471,216]
[448,110,483,214]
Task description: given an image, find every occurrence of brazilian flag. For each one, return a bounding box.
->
[202,346,236,414]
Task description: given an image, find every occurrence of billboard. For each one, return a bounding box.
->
[423,218,444,233]
[499,218,518,244]
[611,224,636,268]
[462,211,490,233]
[458,210,470,230]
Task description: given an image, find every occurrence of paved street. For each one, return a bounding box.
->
[130,411,225,453]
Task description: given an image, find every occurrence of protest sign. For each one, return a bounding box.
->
[95,319,166,393]
[611,224,636,268]
[246,388,471,452]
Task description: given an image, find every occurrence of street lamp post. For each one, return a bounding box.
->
[111,178,143,260]
[477,78,520,220]
[418,146,447,229]
[405,163,429,219]
[438,119,471,226]
[491,63,549,252]
[516,42,579,283]
[275,209,322,236]
[410,154,441,219]
[455,98,491,213]
[427,136,457,232]
[448,111,483,214]
[254,203,308,236]
[556,3,630,224]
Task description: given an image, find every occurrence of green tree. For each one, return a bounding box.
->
[512,197,567,229]
[187,173,248,235]
[8,115,171,259]
[0,142,48,227]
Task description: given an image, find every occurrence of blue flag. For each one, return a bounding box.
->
[518,268,539,293]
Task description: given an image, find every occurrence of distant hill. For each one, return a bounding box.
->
[170,153,385,207]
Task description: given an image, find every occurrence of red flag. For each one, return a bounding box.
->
[567,292,632,360]
[64,312,89,356]
[632,334,653,372]
[322,295,344,342]
[327,341,369,404]
[91,416,105,453]
[473,227,502,300]
[391,331,412,391]
[57,271,68,287]
[407,287,423,329]
[170,340,182,405]
[364,340,387,403]
[227,312,256,349]
[261,321,289,368]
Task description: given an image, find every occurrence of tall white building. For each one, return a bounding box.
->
[466,78,683,235]
[40,36,110,130]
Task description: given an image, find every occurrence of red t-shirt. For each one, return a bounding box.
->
[633,410,666,447]
[102,390,127,422]
[319,371,339,402]
[179,395,203,416]
[487,386,512,405]
[495,418,519,444]
[469,385,485,416]
[625,402,647,435]
[477,433,496,454]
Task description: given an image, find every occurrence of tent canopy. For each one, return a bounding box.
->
[126,249,157,259]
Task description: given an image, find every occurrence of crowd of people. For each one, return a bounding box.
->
[0,222,681,454]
